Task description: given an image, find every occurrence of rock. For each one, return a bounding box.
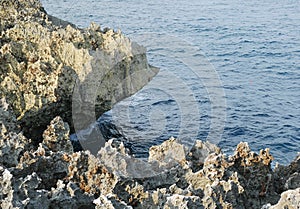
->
[67,150,118,196]
[0,0,158,143]
[94,195,132,209]
[98,139,172,179]
[0,97,30,168]
[42,116,73,153]
[274,154,300,193]
[265,188,300,209]
[164,194,203,209]
[186,140,221,172]
[48,181,95,209]
[149,136,187,168]
[0,117,104,208]
[0,166,14,209]
[0,127,29,167]
[227,142,280,208]
[1,133,300,208]
[230,142,274,167]
[0,97,19,133]
[284,172,300,190]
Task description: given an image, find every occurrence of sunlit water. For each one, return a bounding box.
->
[41,0,300,164]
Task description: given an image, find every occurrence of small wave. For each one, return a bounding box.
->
[152,99,176,106]
[252,113,270,117]
[225,126,247,136]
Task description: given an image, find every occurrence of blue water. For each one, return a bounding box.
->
[41,0,300,164]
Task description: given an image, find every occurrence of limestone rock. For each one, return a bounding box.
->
[67,150,118,196]
[0,127,29,167]
[48,181,95,209]
[227,142,279,208]
[98,139,161,179]
[1,134,300,208]
[149,137,187,168]
[0,97,19,133]
[0,0,158,143]
[42,116,73,153]
[274,154,300,193]
[0,166,15,209]
[186,140,221,172]
[94,195,132,209]
[284,172,300,190]
[0,98,30,168]
[230,142,274,167]
[266,188,300,209]
[164,194,203,209]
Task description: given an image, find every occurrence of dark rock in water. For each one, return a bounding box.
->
[97,111,124,140]
[69,134,84,152]
[97,112,135,155]
[69,112,134,155]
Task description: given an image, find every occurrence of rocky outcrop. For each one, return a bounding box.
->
[1,117,299,208]
[0,0,158,143]
[266,188,300,209]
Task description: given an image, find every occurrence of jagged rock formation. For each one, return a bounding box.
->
[0,0,299,208]
[0,0,158,142]
[266,188,300,209]
[1,116,299,208]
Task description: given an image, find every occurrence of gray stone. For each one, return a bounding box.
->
[268,188,300,209]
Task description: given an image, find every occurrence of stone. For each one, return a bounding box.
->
[0,166,14,209]
[186,140,221,172]
[1,135,300,208]
[0,0,158,143]
[266,188,300,209]
[42,116,73,153]
[164,194,203,209]
[0,128,29,167]
[149,137,187,168]
[0,97,30,168]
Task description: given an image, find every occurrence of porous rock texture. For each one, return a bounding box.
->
[1,119,300,208]
[0,0,158,142]
[0,0,299,209]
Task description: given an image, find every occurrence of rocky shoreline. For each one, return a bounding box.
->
[0,0,299,208]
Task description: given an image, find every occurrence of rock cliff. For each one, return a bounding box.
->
[0,0,158,143]
[0,0,299,209]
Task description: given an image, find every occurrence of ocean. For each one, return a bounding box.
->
[41,0,300,165]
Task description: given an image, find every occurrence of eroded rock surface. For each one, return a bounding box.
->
[1,114,300,208]
[0,0,158,142]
